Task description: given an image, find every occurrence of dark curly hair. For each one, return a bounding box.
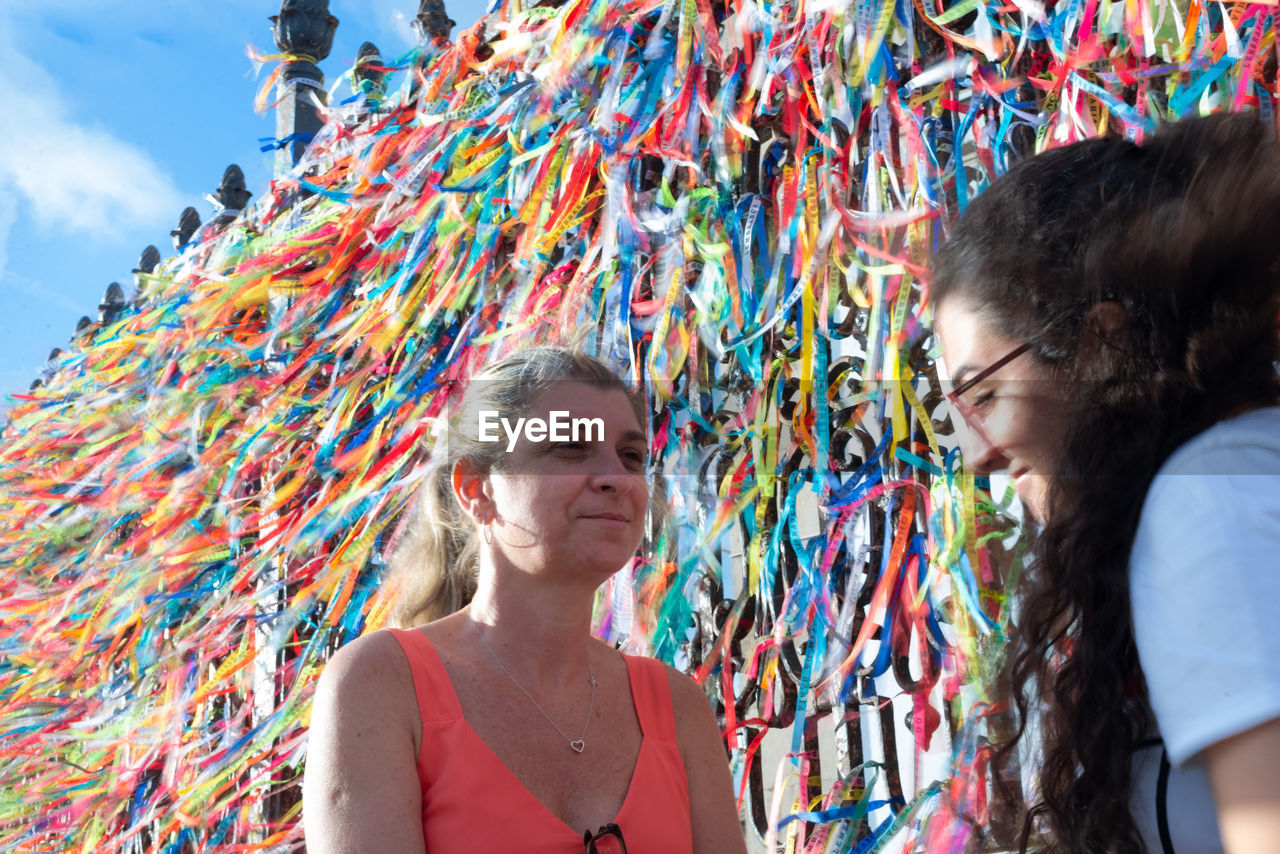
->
[931,112,1280,852]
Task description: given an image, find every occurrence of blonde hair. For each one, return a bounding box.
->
[386,347,650,626]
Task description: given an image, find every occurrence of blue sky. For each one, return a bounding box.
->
[0,0,488,406]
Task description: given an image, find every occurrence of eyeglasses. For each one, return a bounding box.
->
[584,823,627,854]
[944,340,1033,422]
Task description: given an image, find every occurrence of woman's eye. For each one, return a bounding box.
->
[970,389,996,410]
[620,449,648,469]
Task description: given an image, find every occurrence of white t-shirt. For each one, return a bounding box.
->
[1129,406,1280,852]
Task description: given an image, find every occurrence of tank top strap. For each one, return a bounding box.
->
[623,654,678,742]
[385,627,464,723]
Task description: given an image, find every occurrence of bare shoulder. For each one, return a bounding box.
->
[657,662,726,764]
[659,663,718,728]
[657,661,749,854]
[315,631,419,718]
[308,629,431,769]
[304,630,427,854]
[650,660,721,737]
[324,628,412,673]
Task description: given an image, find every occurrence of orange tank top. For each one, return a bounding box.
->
[388,628,694,854]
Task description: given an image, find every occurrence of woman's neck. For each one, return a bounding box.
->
[466,573,598,687]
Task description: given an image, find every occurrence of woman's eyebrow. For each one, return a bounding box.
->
[951,342,1033,397]
[951,363,979,387]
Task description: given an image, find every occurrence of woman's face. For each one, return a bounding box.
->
[470,382,650,581]
[933,299,1075,523]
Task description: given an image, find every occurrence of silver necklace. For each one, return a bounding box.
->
[471,620,596,753]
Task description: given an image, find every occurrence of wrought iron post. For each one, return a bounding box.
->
[270,0,338,176]
[133,246,160,308]
[99,283,126,325]
[170,207,202,251]
[210,164,253,223]
[354,41,388,106]
[134,246,160,279]
[414,0,456,46]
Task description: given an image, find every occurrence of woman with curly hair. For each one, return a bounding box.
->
[932,112,1280,853]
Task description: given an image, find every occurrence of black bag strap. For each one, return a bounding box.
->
[1156,745,1176,854]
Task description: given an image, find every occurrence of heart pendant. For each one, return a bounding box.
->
[570,739,586,753]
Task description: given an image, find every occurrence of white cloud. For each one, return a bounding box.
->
[0,201,15,280]
[330,0,421,54]
[0,22,184,242]
[386,8,421,49]
[336,0,493,55]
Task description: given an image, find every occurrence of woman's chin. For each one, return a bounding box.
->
[1015,474,1051,524]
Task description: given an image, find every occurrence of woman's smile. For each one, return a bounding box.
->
[581,512,630,524]
[933,299,1074,522]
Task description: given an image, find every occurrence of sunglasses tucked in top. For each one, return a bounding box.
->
[584,823,627,854]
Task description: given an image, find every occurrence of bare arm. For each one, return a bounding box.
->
[302,631,428,854]
[668,669,749,854]
[1204,715,1280,854]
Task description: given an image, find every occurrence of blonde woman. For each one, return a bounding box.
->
[304,348,748,854]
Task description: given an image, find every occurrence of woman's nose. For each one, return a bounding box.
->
[957,420,1011,475]
[589,452,633,491]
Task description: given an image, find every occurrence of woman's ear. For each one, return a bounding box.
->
[1086,300,1128,339]
[451,458,492,521]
